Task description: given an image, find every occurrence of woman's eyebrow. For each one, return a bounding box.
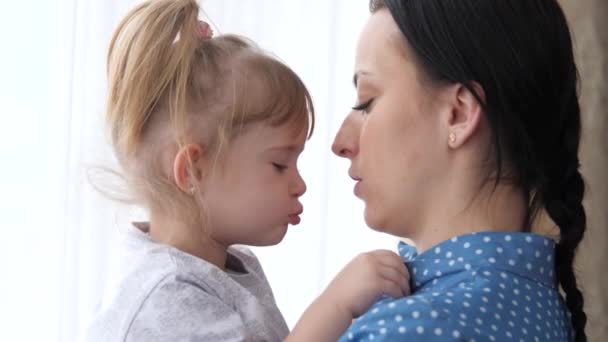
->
[353,70,372,87]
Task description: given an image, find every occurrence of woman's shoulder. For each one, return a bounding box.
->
[341,294,463,341]
[340,268,570,342]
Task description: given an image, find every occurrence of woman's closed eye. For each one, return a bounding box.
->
[352,98,374,115]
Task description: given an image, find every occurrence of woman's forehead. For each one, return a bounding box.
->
[355,10,412,83]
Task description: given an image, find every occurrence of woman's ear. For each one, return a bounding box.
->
[173,143,206,194]
[446,82,485,148]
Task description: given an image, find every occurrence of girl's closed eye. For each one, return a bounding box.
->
[352,98,374,115]
[272,162,288,172]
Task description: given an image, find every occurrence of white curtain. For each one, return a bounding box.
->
[0,1,398,341]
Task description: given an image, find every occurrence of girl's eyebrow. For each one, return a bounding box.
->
[265,145,305,153]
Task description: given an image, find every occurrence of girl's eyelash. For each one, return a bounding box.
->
[352,99,374,112]
[272,163,288,171]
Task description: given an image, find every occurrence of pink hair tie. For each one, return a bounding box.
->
[197,20,213,39]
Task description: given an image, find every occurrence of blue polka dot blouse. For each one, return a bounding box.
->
[339,232,573,341]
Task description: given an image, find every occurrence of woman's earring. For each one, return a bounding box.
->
[189,186,196,195]
[448,132,457,145]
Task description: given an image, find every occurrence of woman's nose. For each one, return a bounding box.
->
[332,112,360,159]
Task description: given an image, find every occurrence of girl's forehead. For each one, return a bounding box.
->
[232,121,308,147]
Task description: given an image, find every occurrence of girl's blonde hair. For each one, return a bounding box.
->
[106,0,315,225]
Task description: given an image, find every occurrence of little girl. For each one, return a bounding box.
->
[88,0,408,341]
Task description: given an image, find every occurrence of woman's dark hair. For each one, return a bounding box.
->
[370,0,586,340]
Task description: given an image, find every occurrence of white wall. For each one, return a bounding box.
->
[0,1,400,340]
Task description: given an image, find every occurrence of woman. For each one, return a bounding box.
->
[332,0,587,341]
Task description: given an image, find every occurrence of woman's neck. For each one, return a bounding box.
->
[411,182,528,253]
[146,213,228,270]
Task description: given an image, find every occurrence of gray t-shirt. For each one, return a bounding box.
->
[88,224,289,341]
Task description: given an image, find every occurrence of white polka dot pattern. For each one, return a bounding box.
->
[339,232,573,341]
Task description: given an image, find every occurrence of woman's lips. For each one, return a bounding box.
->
[354,180,362,197]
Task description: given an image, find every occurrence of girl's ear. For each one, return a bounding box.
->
[173,143,206,193]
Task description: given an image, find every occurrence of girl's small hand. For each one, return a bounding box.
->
[320,250,410,319]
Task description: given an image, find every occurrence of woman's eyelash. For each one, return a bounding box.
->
[352,99,374,112]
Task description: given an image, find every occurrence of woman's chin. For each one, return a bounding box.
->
[364,207,388,233]
[364,206,412,238]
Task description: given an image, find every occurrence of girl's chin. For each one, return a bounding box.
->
[249,225,289,247]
